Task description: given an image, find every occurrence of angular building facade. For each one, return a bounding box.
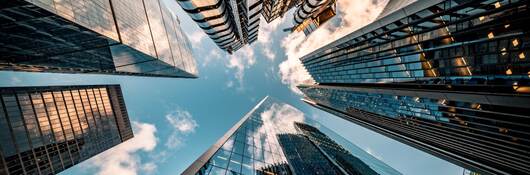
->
[182,96,400,175]
[298,0,530,174]
[261,0,301,23]
[0,0,197,78]
[176,0,263,54]
[0,85,133,175]
[291,0,336,36]
[177,0,338,53]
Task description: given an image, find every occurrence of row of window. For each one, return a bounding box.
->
[0,87,122,174]
[299,86,530,152]
[302,0,529,85]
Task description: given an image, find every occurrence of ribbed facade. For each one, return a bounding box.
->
[292,0,336,36]
[0,85,133,175]
[182,97,400,175]
[298,0,530,174]
[0,0,197,78]
[177,0,262,54]
[261,0,302,23]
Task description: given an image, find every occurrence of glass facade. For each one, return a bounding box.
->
[183,97,400,175]
[299,83,530,174]
[301,0,529,86]
[0,85,133,175]
[297,1,530,174]
[0,0,197,78]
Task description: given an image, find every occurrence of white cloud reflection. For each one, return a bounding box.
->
[251,102,306,168]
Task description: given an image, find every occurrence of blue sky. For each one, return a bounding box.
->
[0,0,463,174]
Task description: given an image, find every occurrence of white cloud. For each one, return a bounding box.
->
[165,109,198,149]
[278,0,389,94]
[258,17,284,44]
[226,45,256,89]
[141,162,157,175]
[257,17,285,61]
[189,31,206,48]
[165,133,184,149]
[223,17,286,90]
[201,49,222,67]
[226,80,234,88]
[260,103,306,133]
[278,33,315,94]
[166,110,198,133]
[262,46,275,61]
[84,122,158,175]
[250,103,305,167]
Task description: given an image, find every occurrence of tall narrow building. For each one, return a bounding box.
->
[261,0,302,23]
[291,0,336,36]
[0,85,133,175]
[298,0,530,174]
[176,0,263,54]
[182,96,400,175]
[0,0,197,78]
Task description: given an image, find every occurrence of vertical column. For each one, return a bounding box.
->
[61,90,83,164]
[41,92,65,172]
[51,91,74,168]
[97,88,120,143]
[0,94,18,174]
[16,92,42,174]
[1,93,29,174]
[30,92,55,174]
[75,89,96,159]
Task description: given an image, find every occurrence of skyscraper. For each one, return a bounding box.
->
[298,0,530,174]
[176,0,263,54]
[291,0,336,36]
[177,0,338,54]
[0,0,197,78]
[182,96,400,175]
[261,0,302,23]
[0,85,133,175]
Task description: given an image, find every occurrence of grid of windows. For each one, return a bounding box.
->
[0,85,132,175]
[294,123,379,175]
[301,0,529,85]
[198,106,290,175]
[190,97,400,175]
[297,1,530,174]
[300,84,530,174]
[0,0,197,78]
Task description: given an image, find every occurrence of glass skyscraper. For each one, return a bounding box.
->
[0,85,133,175]
[298,0,530,174]
[182,96,401,175]
[0,0,197,78]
